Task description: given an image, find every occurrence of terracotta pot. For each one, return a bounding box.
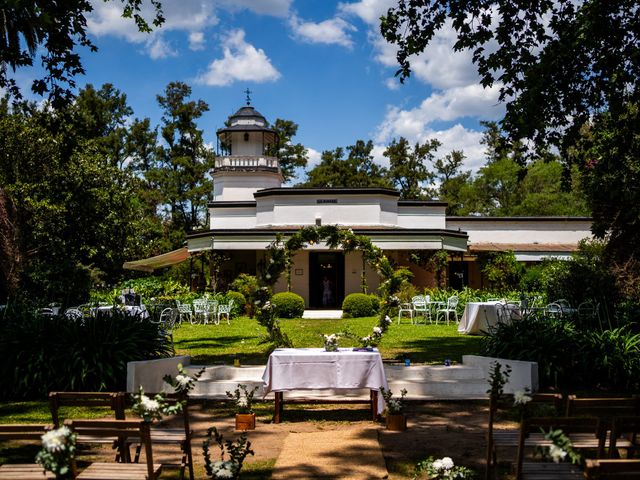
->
[235,413,256,431]
[386,413,407,431]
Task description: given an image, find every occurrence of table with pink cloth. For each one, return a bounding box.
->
[458,301,520,335]
[262,348,389,421]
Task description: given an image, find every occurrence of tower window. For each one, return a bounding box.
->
[243,132,249,142]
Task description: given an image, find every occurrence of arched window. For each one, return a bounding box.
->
[243,132,249,142]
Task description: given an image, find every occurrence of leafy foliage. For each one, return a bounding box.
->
[203,426,254,480]
[225,384,259,415]
[0,305,173,399]
[342,293,377,318]
[479,251,524,291]
[383,137,438,199]
[229,274,259,317]
[264,119,308,183]
[272,292,305,319]
[225,291,247,317]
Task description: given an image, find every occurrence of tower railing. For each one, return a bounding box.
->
[215,156,280,169]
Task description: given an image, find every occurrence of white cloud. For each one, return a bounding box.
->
[289,15,357,48]
[147,37,177,59]
[87,0,217,58]
[339,0,397,26]
[195,30,281,87]
[306,147,322,168]
[217,0,293,17]
[189,32,205,51]
[384,77,399,90]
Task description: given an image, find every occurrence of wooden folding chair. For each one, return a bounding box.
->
[584,459,640,479]
[0,424,56,480]
[485,393,563,479]
[515,416,606,480]
[127,393,194,480]
[609,416,640,459]
[66,419,161,480]
[49,392,127,461]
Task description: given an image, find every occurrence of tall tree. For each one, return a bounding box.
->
[266,119,308,183]
[152,82,215,237]
[433,150,472,215]
[301,140,391,188]
[0,1,164,107]
[384,137,438,199]
[381,0,639,268]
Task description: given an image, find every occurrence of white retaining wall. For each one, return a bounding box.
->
[127,355,191,393]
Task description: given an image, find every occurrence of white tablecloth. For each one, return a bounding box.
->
[262,348,389,414]
[458,302,520,335]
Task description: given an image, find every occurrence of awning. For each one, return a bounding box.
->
[123,247,190,273]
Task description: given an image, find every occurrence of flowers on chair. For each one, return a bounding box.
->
[131,386,183,422]
[36,426,77,479]
[414,456,477,479]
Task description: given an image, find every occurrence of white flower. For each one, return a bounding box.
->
[41,426,71,453]
[514,390,532,405]
[265,273,271,279]
[373,326,382,335]
[140,396,160,413]
[269,258,275,264]
[432,459,444,471]
[176,374,192,387]
[384,315,392,324]
[362,336,371,343]
[238,397,248,408]
[440,457,454,470]
[213,461,224,469]
[549,444,567,463]
[216,468,233,479]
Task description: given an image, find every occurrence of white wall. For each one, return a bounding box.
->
[397,206,447,229]
[213,172,282,201]
[229,131,264,156]
[210,207,257,229]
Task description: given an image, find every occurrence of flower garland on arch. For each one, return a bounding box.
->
[254,225,413,348]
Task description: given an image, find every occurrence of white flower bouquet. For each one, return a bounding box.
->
[36,426,77,479]
[413,456,477,479]
[323,333,339,352]
[163,363,204,395]
[131,386,183,422]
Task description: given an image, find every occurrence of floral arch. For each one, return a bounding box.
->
[253,225,412,348]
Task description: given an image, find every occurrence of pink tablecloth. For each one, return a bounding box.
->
[262,348,389,414]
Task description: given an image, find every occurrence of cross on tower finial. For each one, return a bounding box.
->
[244,88,252,105]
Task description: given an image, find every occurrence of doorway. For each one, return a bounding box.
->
[448,261,468,290]
[309,252,344,309]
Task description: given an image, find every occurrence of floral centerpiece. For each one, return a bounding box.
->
[163,363,205,396]
[361,326,383,348]
[380,386,408,431]
[226,384,259,430]
[36,426,77,479]
[131,386,183,423]
[323,333,339,352]
[203,426,254,480]
[413,456,477,479]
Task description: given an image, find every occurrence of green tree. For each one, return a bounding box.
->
[0,0,164,107]
[152,82,215,238]
[433,150,472,215]
[266,119,308,183]
[381,0,639,268]
[384,137,438,199]
[301,140,392,188]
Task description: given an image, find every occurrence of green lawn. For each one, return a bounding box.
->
[173,316,483,365]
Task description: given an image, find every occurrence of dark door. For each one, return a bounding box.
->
[309,252,344,308]
[448,261,468,290]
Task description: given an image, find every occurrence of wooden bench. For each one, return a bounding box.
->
[609,416,640,459]
[486,393,563,479]
[49,392,126,461]
[0,424,56,480]
[66,420,161,480]
[515,417,606,480]
[584,459,640,479]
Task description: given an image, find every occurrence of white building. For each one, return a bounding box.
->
[186,104,592,307]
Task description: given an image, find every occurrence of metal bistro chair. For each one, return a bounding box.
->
[436,295,459,325]
[207,300,218,325]
[216,300,233,325]
[158,308,178,343]
[190,299,206,325]
[412,295,431,324]
[397,302,414,324]
[177,304,193,325]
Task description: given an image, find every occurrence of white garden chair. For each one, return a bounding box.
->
[397,302,414,324]
[412,295,430,324]
[177,304,193,325]
[158,307,178,343]
[436,295,459,325]
[192,299,207,324]
[216,300,234,325]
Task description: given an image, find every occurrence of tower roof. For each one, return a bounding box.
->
[217,104,277,143]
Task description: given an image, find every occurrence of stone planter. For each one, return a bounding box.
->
[385,413,407,431]
[235,413,256,431]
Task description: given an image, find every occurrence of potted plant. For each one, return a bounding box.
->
[203,426,254,479]
[226,384,259,431]
[380,387,408,431]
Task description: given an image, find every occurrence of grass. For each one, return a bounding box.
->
[173,316,483,365]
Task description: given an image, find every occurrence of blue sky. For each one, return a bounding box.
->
[21,0,506,180]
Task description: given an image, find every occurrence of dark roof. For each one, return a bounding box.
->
[447,216,592,222]
[209,201,257,208]
[188,227,468,239]
[231,105,267,120]
[398,200,448,207]
[216,124,277,135]
[253,187,401,198]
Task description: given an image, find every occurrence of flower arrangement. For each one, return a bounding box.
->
[226,384,259,415]
[535,429,582,465]
[36,426,77,479]
[163,363,204,396]
[131,386,183,422]
[513,390,532,405]
[413,456,477,479]
[322,333,339,352]
[380,386,408,415]
[361,326,383,348]
[203,426,254,480]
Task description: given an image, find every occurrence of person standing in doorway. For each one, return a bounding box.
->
[322,275,333,307]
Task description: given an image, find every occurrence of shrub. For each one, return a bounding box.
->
[229,274,259,317]
[224,291,247,317]
[0,305,173,399]
[369,294,380,313]
[342,293,376,318]
[272,292,305,319]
